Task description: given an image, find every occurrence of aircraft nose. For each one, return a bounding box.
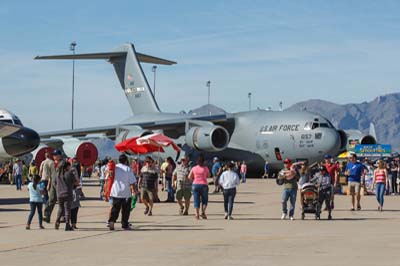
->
[323,129,341,156]
[2,127,40,157]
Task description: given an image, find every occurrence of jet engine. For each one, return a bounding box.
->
[32,145,54,168]
[185,125,229,152]
[62,138,98,166]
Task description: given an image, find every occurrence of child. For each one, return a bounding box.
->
[70,187,81,229]
[26,175,45,229]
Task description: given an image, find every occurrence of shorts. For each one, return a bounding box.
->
[348,181,361,194]
[141,187,155,202]
[176,189,192,201]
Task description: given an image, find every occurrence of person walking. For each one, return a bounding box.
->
[345,153,366,211]
[70,187,80,229]
[43,150,62,223]
[28,161,38,183]
[39,152,55,205]
[108,154,139,230]
[172,156,192,215]
[54,161,79,231]
[26,175,45,230]
[277,158,301,220]
[188,155,210,220]
[240,161,247,183]
[219,162,240,220]
[211,157,222,193]
[13,159,23,191]
[373,160,389,211]
[165,157,176,202]
[138,156,158,216]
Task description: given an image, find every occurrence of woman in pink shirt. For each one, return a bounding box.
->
[188,155,210,219]
[240,161,247,183]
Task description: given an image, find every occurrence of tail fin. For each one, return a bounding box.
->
[35,43,176,115]
[369,122,377,141]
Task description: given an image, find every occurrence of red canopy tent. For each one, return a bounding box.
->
[115,136,165,154]
[115,133,180,155]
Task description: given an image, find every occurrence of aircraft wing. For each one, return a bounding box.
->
[39,114,235,140]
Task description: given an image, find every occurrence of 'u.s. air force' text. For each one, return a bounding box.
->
[259,124,300,133]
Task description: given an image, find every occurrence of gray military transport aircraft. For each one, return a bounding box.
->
[35,42,346,174]
[0,109,40,159]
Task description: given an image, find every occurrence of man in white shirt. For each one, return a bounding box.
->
[219,162,240,220]
[109,154,139,230]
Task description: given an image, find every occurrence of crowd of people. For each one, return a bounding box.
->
[4,149,399,230]
[277,153,400,220]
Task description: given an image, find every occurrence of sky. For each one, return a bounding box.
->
[0,0,400,132]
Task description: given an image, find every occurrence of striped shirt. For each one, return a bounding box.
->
[173,164,192,190]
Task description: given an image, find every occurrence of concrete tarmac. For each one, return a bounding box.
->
[1,179,400,266]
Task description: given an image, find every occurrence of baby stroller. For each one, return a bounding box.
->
[300,182,321,220]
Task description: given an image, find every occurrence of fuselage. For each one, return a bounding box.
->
[118,109,342,173]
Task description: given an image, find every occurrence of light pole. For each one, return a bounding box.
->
[70,41,76,130]
[152,65,157,98]
[206,80,211,105]
[248,92,252,111]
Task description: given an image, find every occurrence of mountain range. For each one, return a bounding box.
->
[286,93,400,152]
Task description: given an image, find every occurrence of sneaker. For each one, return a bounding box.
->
[179,206,184,215]
[144,207,149,215]
[148,210,152,216]
[357,205,362,211]
[201,213,207,219]
[281,213,287,220]
[228,216,234,220]
[289,216,294,221]
[39,225,45,229]
[183,210,189,216]
[224,213,228,219]
[25,224,30,230]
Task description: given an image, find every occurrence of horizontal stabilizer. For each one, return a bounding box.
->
[35,52,176,65]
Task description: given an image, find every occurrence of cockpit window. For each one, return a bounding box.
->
[319,123,329,128]
[304,122,312,130]
[312,123,319,129]
[14,119,23,126]
[0,119,14,124]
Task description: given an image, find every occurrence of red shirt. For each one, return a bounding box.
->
[325,162,338,184]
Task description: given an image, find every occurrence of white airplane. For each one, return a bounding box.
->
[0,109,40,159]
[35,42,345,174]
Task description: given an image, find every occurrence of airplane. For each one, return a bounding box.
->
[34,42,346,175]
[0,109,40,159]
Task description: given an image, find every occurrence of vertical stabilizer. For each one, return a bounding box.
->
[34,42,176,115]
[369,122,377,140]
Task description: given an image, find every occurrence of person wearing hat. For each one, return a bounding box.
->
[43,149,63,223]
[311,166,333,219]
[219,161,240,220]
[324,154,339,210]
[277,158,303,220]
[212,157,223,193]
[172,156,192,215]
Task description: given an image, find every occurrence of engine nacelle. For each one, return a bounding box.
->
[31,145,54,168]
[345,130,377,151]
[185,126,229,152]
[62,138,98,166]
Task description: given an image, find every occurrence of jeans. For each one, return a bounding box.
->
[166,178,175,202]
[27,202,43,225]
[282,188,297,217]
[223,188,236,216]
[192,184,209,209]
[71,207,79,225]
[109,197,132,228]
[56,196,72,225]
[100,180,105,199]
[15,175,22,190]
[241,173,246,183]
[319,187,332,214]
[376,183,385,207]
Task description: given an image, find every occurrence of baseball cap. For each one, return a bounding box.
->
[53,149,62,156]
[213,157,219,161]
[283,158,291,164]
[324,154,332,159]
